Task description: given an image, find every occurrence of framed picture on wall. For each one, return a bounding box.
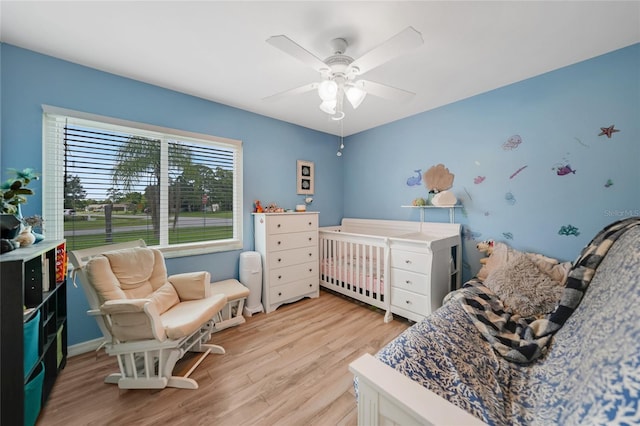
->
[297,160,314,195]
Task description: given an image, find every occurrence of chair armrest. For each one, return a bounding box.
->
[100,299,166,342]
[168,271,211,301]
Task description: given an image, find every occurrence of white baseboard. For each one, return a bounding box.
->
[68,338,105,357]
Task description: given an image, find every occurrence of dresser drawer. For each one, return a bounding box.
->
[390,249,432,274]
[390,268,429,295]
[267,231,316,252]
[267,214,318,234]
[269,246,318,269]
[269,279,318,304]
[268,261,317,286]
[391,287,430,315]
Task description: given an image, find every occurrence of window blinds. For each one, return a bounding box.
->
[42,105,243,254]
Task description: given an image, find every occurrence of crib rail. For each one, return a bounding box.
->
[319,229,390,316]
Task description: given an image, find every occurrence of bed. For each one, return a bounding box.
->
[319,218,461,323]
[349,217,640,426]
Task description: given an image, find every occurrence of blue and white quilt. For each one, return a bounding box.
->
[374,222,640,425]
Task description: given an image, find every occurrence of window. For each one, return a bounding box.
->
[43,106,243,257]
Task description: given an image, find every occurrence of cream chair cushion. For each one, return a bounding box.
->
[86,247,180,314]
[150,282,181,315]
[169,271,212,301]
[101,299,165,342]
[85,256,128,302]
[161,294,226,339]
[103,247,168,295]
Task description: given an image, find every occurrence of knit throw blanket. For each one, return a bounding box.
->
[455,217,640,364]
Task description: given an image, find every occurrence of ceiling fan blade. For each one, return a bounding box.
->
[349,26,423,76]
[262,82,319,102]
[267,35,329,73]
[357,80,415,102]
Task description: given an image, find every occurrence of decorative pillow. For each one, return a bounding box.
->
[525,252,571,284]
[149,282,180,314]
[477,242,511,281]
[483,251,564,317]
[477,243,571,284]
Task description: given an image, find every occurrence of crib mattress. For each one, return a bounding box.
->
[321,257,384,295]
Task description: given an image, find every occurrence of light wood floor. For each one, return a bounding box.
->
[38,290,411,426]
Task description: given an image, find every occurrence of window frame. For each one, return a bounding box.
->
[42,105,243,258]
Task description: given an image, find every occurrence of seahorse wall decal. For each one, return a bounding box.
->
[406,169,422,186]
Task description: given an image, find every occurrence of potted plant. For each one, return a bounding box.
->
[1,168,39,240]
[2,168,39,214]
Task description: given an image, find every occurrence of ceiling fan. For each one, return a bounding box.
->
[265,26,424,121]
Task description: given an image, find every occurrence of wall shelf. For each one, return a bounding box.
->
[401,205,462,223]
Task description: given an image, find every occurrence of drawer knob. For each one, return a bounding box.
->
[309,283,313,287]
[405,280,411,285]
[277,258,282,263]
[308,222,312,226]
[405,300,412,305]
[405,260,412,264]
[277,224,281,228]
[278,292,282,296]
[308,237,312,241]
[277,241,282,245]
[278,275,282,280]
[309,268,313,272]
[308,252,312,257]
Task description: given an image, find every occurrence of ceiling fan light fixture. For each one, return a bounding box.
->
[319,99,337,114]
[330,111,345,121]
[345,84,367,109]
[266,27,423,121]
[318,80,338,101]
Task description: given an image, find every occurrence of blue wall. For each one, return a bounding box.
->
[0,44,344,345]
[2,43,638,347]
[344,44,639,279]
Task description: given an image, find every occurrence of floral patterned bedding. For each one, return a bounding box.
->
[373,222,640,425]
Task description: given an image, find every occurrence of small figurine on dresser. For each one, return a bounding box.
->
[264,202,284,213]
[254,200,264,213]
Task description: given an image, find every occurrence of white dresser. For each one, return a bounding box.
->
[388,231,459,322]
[253,212,320,313]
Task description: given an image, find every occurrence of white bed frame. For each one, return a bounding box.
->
[349,354,486,426]
[319,218,462,323]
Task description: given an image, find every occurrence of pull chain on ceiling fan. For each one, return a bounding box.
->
[337,119,345,157]
[265,26,424,121]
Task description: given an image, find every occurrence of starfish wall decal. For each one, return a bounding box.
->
[598,125,620,138]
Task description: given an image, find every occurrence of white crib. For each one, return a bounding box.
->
[319,219,461,323]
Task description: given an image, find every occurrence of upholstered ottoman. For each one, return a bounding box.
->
[210,279,250,331]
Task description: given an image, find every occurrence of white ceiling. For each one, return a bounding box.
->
[1,1,639,136]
